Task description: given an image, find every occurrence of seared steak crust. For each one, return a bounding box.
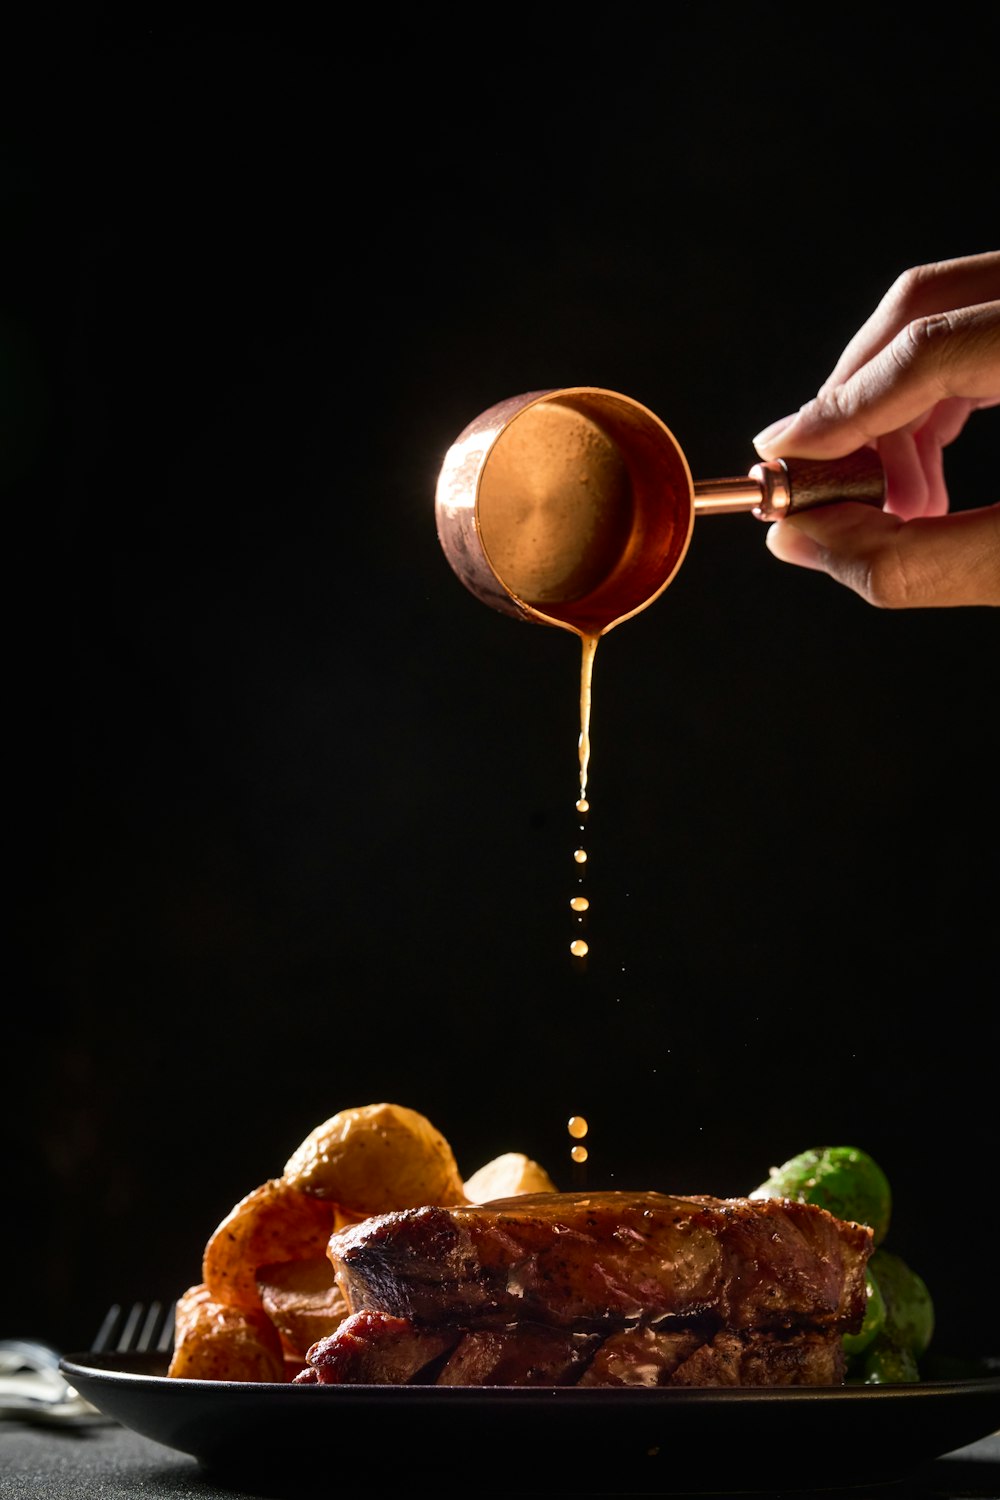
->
[328,1190,871,1336]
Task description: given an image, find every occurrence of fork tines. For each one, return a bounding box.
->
[92,1300,175,1355]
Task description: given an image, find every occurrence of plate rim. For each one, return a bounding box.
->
[60,1346,1000,1404]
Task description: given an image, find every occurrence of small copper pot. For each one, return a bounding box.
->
[434,387,884,636]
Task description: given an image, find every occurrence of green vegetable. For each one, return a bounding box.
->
[870,1247,934,1357]
[857,1333,920,1385]
[842,1265,886,1357]
[750,1145,892,1244]
[749,1146,934,1386]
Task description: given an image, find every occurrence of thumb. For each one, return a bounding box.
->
[765,502,1000,608]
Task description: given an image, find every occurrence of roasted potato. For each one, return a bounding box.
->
[282,1102,465,1214]
[463,1151,557,1202]
[168,1283,285,1382]
[256,1255,350,1358]
[202,1177,337,1311]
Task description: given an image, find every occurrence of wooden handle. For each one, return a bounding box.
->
[780,447,885,514]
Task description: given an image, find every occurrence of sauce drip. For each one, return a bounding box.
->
[570,632,599,960]
[577,632,598,807]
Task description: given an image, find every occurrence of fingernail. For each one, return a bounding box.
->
[765,520,822,568]
[752,413,799,454]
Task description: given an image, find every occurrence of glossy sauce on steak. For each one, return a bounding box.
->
[301,1190,872,1388]
[328,1190,871,1334]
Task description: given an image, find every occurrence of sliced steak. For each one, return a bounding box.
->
[304,1309,456,1384]
[575,1326,705,1386]
[436,1325,601,1386]
[579,1325,845,1387]
[328,1190,871,1336]
[304,1312,846,1388]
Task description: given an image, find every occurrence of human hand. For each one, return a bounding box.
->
[752,251,1000,607]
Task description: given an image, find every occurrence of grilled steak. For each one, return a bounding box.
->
[302,1190,871,1388]
[328,1190,871,1334]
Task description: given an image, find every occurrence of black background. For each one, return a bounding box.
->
[6,8,999,1360]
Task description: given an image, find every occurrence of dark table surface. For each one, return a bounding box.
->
[3,1420,1000,1499]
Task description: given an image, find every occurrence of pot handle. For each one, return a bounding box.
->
[694,447,885,520]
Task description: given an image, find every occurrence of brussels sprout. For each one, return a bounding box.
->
[842,1265,887,1357]
[870,1247,934,1357]
[858,1333,920,1385]
[750,1145,891,1244]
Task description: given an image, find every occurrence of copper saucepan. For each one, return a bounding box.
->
[434,387,885,636]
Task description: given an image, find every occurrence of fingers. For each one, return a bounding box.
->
[752,253,1000,608]
[764,502,1000,608]
[875,428,936,520]
[823,251,1000,388]
[874,401,975,520]
[753,301,1000,461]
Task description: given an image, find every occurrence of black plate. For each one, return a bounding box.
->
[60,1350,1000,1495]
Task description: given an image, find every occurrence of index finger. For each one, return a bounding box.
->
[823,251,1000,389]
[758,301,1000,459]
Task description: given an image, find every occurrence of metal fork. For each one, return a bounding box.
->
[0,1337,101,1425]
[92,1299,176,1357]
[0,1299,176,1425]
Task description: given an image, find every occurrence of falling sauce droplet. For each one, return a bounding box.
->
[573,848,587,864]
[570,939,589,958]
[576,798,589,814]
[569,896,589,912]
[568,1115,590,1184]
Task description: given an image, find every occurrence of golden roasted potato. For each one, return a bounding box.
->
[168,1283,285,1382]
[463,1151,557,1202]
[202,1178,337,1312]
[256,1255,350,1358]
[334,1204,369,1230]
[282,1102,465,1214]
